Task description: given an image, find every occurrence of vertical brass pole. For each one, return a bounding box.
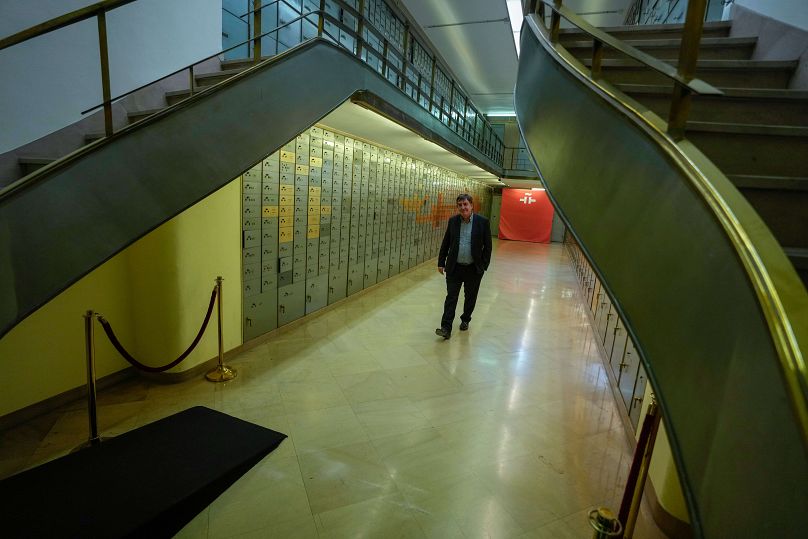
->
[667,0,707,137]
[318,0,326,37]
[189,65,195,97]
[356,0,366,57]
[382,39,389,79]
[448,80,455,129]
[401,24,410,90]
[591,38,604,79]
[216,276,224,366]
[97,12,113,138]
[253,0,262,63]
[428,55,437,113]
[84,310,101,446]
[550,0,563,43]
[618,396,662,538]
[206,276,236,382]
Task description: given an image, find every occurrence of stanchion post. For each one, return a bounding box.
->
[206,276,237,382]
[618,394,662,538]
[83,310,101,447]
[589,507,622,538]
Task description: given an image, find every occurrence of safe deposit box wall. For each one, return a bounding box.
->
[242,125,490,340]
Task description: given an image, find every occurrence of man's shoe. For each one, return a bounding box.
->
[459,321,469,331]
[435,327,451,339]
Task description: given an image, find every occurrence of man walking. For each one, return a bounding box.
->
[435,194,492,339]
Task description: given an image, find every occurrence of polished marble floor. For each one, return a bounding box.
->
[0,240,668,538]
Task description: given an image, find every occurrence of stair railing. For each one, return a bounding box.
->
[524,0,721,137]
[0,0,504,178]
[0,0,140,138]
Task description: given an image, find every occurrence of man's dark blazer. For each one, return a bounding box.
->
[438,213,492,275]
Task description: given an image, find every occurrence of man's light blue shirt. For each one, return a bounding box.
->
[457,214,474,264]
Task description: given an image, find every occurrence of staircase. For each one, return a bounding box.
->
[7,58,278,182]
[516,10,808,539]
[561,21,808,288]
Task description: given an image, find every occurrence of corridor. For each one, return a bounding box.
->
[0,240,666,538]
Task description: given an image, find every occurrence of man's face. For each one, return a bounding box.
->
[457,199,473,220]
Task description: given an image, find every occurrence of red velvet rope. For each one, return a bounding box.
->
[97,287,218,373]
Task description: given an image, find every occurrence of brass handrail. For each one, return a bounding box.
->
[80,8,320,115]
[0,0,137,51]
[2,0,503,164]
[532,0,721,96]
[523,6,808,448]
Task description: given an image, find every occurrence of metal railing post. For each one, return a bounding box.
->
[96,11,113,137]
[591,38,604,79]
[667,0,707,137]
[189,65,195,96]
[356,0,366,58]
[428,55,437,113]
[83,310,101,446]
[318,0,326,37]
[252,0,262,62]
[550,0,563,42]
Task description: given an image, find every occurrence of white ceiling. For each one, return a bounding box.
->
[400,0,519,115]
[398,0,634,115]
[316,2,636,187]
[319,101,501,185]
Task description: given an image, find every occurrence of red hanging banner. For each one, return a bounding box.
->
[498,188,554,243]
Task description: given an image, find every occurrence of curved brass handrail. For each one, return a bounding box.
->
[516,9,808,537]
[534,0,721,96]
[526,7,808,451]
[1,0,504,167]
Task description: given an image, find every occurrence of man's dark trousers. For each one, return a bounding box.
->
[441,264,483,330]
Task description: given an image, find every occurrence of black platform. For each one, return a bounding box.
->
[0,406,287,538]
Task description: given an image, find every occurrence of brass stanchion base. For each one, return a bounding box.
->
[71,436,108,453]
[205,364,236,382]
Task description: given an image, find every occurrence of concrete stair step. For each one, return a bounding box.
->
[17,157,55,176]
[588,58,797,89]
[165,89,193,106]
[620,84,808,126]
[559,20,731,43]
[725,174,808,249]
[127,107,167,124]
[687,121,808,178]
[783,247,808,290]
[566,36,756,61]
[194,68,245,87]
[220,57,272,71]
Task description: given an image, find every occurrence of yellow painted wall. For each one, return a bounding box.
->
[0,254,133,416]
[125,180,242,372]
[0,178,242,417]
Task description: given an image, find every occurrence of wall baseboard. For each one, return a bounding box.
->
[1,257,439,431]
[0,367,136,431]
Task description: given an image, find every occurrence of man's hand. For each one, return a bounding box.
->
[438,267,445,275]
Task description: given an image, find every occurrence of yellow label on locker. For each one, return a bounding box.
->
[280,185,294,196]
[321,205,332,215]
[295,164,308,175]
[307,225,320,239]
[309,156,322,167]
[308,197,320,207]
[279,206,294,217]
[262,206,278,217]
[308,214,320,224]
[279,227,293,243]
[308,204,319,215]
[280,150,295,163]
[308,186,321,196]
